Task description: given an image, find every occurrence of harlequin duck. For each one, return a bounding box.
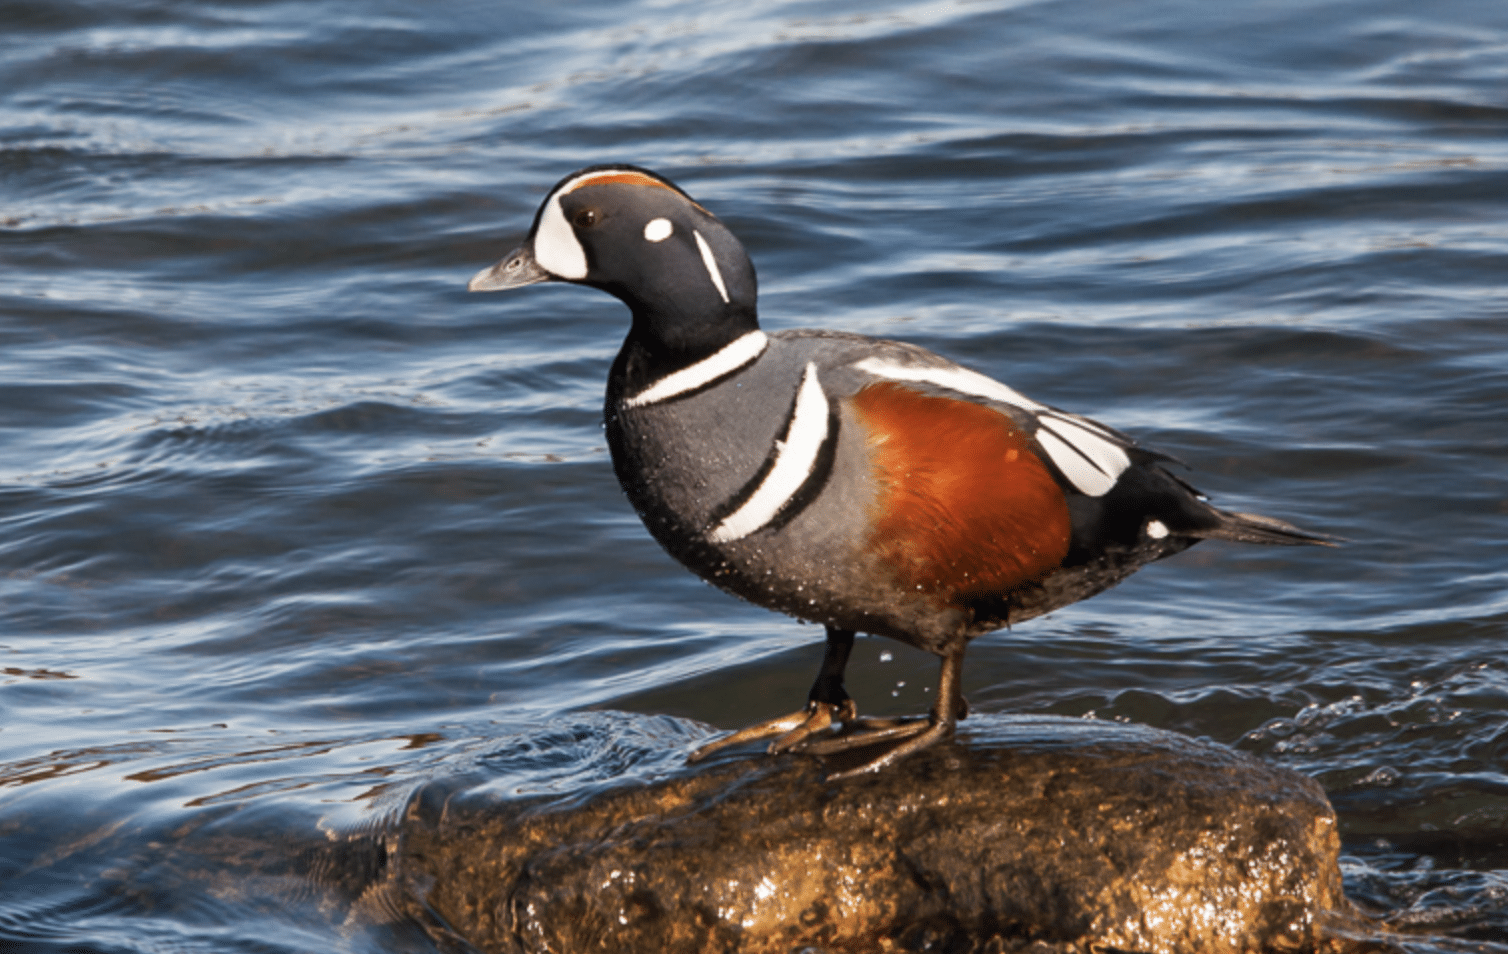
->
[469,164,1335,779]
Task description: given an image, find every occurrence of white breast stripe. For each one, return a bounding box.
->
[853,356,1131,497]
[851,358,1045,412]
[693,229,731,303]
[710,363,829,543]
[625,331,769,408]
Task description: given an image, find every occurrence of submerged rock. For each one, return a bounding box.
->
[379,716,1348,953]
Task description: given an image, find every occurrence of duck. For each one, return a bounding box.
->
[468,164,1335,780]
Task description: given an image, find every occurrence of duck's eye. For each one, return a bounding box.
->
[574,209,600,228]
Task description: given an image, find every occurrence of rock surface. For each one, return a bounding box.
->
[378,716,1350,953]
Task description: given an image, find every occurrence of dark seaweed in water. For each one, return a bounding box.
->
[2,0,1508,950]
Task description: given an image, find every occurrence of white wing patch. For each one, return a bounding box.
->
[625,331,768,408]
[710,362,829,543]
[852,356,1131,497]
[1034,428,1118,497]
[693,229,731,304]
[1034,415,1131,496]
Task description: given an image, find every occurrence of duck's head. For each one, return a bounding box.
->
[469,165,758,358]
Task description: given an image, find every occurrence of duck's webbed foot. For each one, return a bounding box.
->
[799,645,967,781]
[687,629,969,781]
[687,697,857,763]
[688,625,861,763]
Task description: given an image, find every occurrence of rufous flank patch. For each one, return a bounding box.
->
[853,382,1071,601]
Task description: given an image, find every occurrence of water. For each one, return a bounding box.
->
[2,0,1507,949]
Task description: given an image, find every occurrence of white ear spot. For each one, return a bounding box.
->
[643,218,673,242]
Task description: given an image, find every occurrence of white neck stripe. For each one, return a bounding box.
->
[693,229,731,304]
[710,362,829,543]
[624,331,768,408]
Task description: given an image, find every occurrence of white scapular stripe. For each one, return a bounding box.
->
[852,358,1046,411]
[693,229,730,303]
[853,356,1131,497]
[625,331,769,408]
[710,362,829,543]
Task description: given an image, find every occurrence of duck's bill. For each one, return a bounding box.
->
[468,245,551,292]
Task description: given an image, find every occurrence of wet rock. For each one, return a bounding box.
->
[382,715,1348,953]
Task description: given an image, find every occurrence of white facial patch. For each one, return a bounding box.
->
[532,168,676,280]
[852,356,1131,497]
[624,331,768,408]
[693,229,731,303]
[643,217,673,242]
[710,363,829,543]
[1147,519,1170,539]
[532,192,588,279]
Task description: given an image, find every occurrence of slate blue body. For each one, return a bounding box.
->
[469,164,1335,776]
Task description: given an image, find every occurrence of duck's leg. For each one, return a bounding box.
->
[801,644,966,780]
[687,626,859,763]
[768,626,860,753]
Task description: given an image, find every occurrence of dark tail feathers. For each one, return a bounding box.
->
[1191,509,1342,547]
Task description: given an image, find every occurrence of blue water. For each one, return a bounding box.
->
[3,0,1508,949]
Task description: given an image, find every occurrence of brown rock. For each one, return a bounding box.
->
[382,716,1350,953]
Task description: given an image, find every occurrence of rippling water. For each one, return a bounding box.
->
[3,0,1508,950]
